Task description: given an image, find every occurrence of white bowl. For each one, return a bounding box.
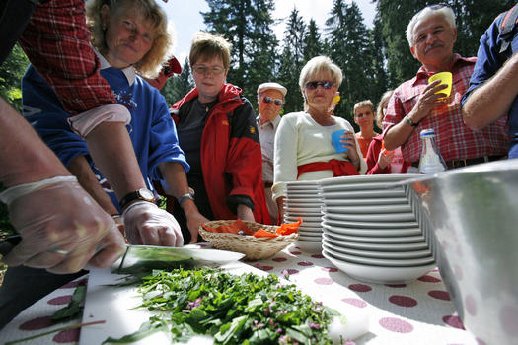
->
[323,249,435,284]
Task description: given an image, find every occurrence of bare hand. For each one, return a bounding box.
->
[185,210,210,244]
[340,131,360,164]
[413,80,449,122]
[378,149,394,169]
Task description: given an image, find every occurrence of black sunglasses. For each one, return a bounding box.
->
[305,81,335,90]
[262,96,283,106]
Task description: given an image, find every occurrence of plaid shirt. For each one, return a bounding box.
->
[19,0,115,115]
[383,54,509,163]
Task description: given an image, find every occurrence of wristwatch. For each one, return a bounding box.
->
[405,116,418,127]
[177,187,195,207]
[119,188,155,210]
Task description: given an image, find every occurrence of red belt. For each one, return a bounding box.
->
[297,159,359,178]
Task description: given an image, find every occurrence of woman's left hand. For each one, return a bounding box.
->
[340,131,360,165]
[237,204,255,222]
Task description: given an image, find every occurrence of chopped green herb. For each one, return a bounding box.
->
[107,267,340,344]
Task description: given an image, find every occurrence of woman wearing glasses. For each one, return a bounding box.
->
[170,32,270,242]
[272,56,366,220]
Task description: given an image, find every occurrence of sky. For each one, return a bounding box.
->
[160,0,376,64]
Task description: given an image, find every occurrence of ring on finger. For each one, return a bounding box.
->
[48,246,70,256]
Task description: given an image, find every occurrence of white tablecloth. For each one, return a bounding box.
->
[0,243,477,344]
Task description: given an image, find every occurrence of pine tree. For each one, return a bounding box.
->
[304,19,323,62]
[161,58,194,105]
[277,8,307,114]
[201,0,277,102]
[327,0,375,122]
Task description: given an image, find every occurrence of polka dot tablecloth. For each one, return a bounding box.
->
[0,244,478,345]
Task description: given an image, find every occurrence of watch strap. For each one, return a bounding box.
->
[405,116,418,127]
[177,192,194,206]
[119,189,155,210]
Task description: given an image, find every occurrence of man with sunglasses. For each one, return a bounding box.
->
[383,4,509,169]
[257,82,287,224]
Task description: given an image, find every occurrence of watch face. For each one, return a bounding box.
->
[139,188,155,201]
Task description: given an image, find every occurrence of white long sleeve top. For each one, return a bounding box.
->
[272,111,367,200]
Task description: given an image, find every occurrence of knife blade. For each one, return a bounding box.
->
[113,245,245,274]
[0,234,21,257]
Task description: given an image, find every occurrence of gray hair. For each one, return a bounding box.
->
[406,5,456,46]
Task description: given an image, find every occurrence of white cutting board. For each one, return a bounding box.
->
[79,262,266,345]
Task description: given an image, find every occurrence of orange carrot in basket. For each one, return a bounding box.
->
[275,218,302,236]
[253,229,279,239]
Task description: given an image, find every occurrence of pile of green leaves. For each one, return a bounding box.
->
[108,268,336,344]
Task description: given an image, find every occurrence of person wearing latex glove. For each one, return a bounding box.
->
[21,0,193,247]
[0,98,126,330]
[1,0,180,246]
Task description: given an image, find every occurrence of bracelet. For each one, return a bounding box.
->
[0,175,78,205]
[177,192,194,207]
[405,116,418,127]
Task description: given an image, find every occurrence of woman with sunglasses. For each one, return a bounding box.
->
[272,56,366,221]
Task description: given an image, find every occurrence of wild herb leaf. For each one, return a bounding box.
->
[119,267,336,344]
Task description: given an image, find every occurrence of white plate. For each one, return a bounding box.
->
[285,211,322,218]
[298,235,322,241]
[323,243,435,267]
[322,221,422,237]
[285,193,321,199]
[322,236,432,259]
[323,231,428,249]
[286,180,321,187]
[322,189,406,199]
[323,210,416,223]
[320,173,420,186]
[323,249,435,284]
[321,204,412,214]
[323,215,418,229]
[321,182,407,192]
[294,240,322,251]
[285,216,321,222]
[322,197,409,206]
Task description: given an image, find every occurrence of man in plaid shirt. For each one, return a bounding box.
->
[383,4,509,169]
[0,0,182,275]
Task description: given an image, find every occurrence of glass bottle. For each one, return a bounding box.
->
[418,128,447,174]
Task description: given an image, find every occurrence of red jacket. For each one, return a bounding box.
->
[366,135,410,174]
[171,84,270,224]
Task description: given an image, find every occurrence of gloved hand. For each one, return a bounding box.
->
[122,201,184,246]
[0,176,125,274]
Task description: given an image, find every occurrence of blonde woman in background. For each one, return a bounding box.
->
[272,56,366,222]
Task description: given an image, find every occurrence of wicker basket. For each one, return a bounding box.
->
[199,220,298,261]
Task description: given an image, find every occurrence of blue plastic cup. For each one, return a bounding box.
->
[332,129,348,153]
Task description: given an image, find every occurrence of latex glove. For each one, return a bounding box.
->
[122,201,184,246]
[1,176,125,274]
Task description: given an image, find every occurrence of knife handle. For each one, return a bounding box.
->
[0,235,22,257]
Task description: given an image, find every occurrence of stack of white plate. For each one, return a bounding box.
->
[284,180,323,250]
[320,174,435,284]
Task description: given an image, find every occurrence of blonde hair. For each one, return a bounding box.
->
[299,56,342,110]
[189,32,232,71]
[375,90,394,129]
[353,100,374,115]
[299,56,342,91]
[86,0,172,78]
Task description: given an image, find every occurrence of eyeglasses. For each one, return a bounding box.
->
[305,81,335,90]
[262,96,283,106]
[192,65,226,76]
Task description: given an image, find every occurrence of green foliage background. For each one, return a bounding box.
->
[0,0,514,233]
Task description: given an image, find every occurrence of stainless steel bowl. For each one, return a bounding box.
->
[404,159,518,344]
